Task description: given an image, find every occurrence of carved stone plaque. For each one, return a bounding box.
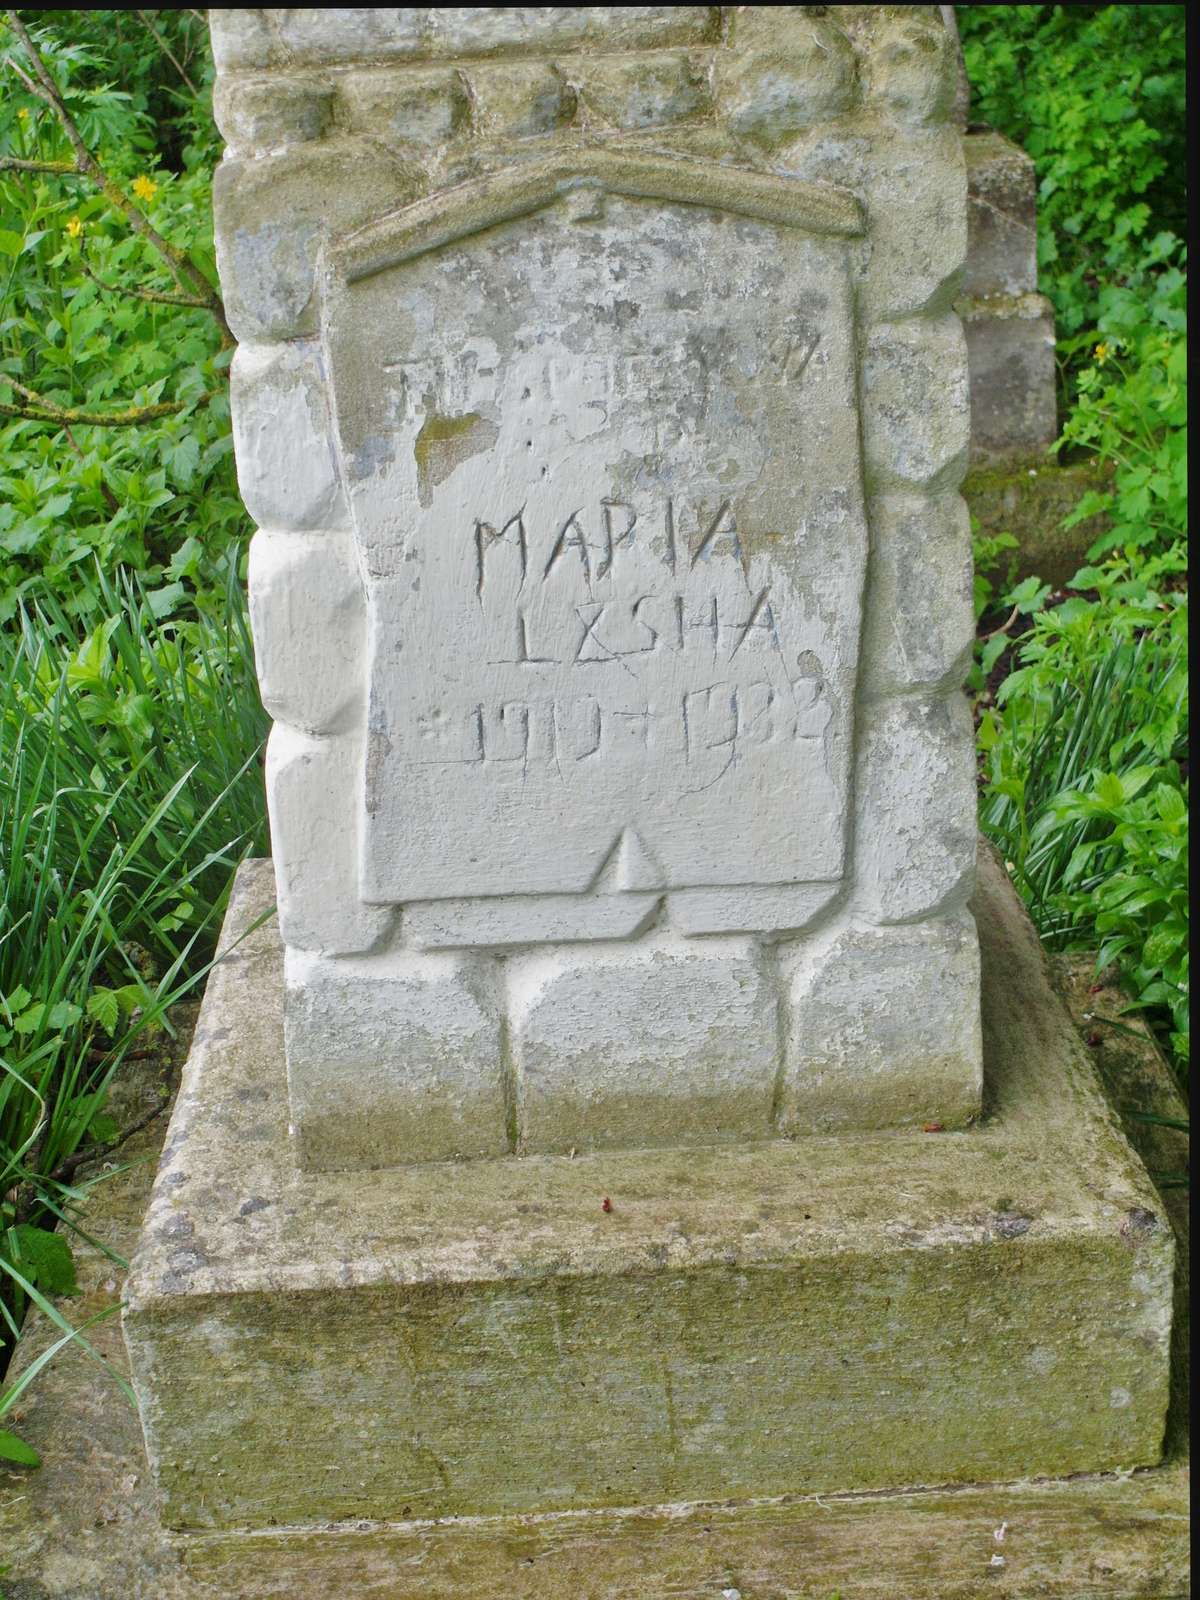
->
[323,155,867,937]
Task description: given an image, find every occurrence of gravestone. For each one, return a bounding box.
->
[229,5,981,1170]
[122,9,1173,1582]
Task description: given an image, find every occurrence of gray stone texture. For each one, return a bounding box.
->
[960,129,1059,460]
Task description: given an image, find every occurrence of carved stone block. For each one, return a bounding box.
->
[780,911,983,1133]
[285,946,506,1168]
[508,933,780,1153]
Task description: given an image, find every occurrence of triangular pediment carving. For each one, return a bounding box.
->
[330,146,864,284]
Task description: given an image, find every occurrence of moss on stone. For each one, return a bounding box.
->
[964,454,1113,587]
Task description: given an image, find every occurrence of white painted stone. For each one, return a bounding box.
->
[285,945,505,1168]
[508,932,779,1152]
[853,692,977,924]
[323,163,868,923]
[247,530,364,734]
[232,341,348,531]
[214,141,421,341]
[862,315,970,491]
[779,911,983,1133]
[669,881,839,938]
[860,492,974,698]
[265,724,395,955]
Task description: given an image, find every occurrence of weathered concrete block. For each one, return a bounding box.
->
[213,139,422,341]
[961,292,1058,462]
[264,724,395,956]
[576,50,711,131]
[965,130,1039,299]
[860,491,974,698]
[964,455,1113,589]
[864,13,958,128]
[780,910,982,1133]
[469,60,577,139]
[336,66,471,149]
[247,530,363,735]
[123,854,1173,1532]
[208,8,721,72]
[717,15,857,143]
[508,933,779,1153]
[212,73,334,156]
[862,314,970,490]
[230,340,348,531]
[285,945,506,1169]
[853,691,977,923]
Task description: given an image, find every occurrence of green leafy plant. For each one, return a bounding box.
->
[959,5,1186,347]
[978,549,1188,1068]
[1,13,243,619]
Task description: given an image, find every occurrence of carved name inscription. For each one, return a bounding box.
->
[414,496,833,770]
[324,190,868,906]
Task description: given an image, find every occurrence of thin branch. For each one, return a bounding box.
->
[79,252,210,309]
[11,1098,168,1224]
[136,10,197,95]
[981,605,1022,642]
[1,383,208,426]
[4,12,233,346]
[13,376,127,511]
[0,154,80,175]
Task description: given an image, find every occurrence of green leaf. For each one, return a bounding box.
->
[9,1225,78,1297]
[87,1111,121,1145]
[0,1429,41,1468]
[0,229,25,257]
[46,1001,83,1031]
[86,987,121,1034]
[1094,772,1125,808]
[1154,784,1186,823]
[1,986,32,1019]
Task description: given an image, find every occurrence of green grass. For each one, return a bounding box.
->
[0,568,268,1445]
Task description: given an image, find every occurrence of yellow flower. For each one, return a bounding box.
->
[17,106,30,122]
[1094,342,1110,365]
[66,215,83,239]
[131,174,159,203]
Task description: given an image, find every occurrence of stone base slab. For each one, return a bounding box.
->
[122,852,1173,1537]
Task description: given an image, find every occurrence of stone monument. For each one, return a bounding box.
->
[122,10,1173,1589]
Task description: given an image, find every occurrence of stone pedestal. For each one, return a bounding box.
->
[123,851,1173,1538]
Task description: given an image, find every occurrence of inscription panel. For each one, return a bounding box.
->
[324,193,868,905]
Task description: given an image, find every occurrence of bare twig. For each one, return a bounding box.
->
[11,1098,168,1223]
[136,9,197,94]
[981,605,1021,642]
[4,12,233,346]
[79,251,210,309]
